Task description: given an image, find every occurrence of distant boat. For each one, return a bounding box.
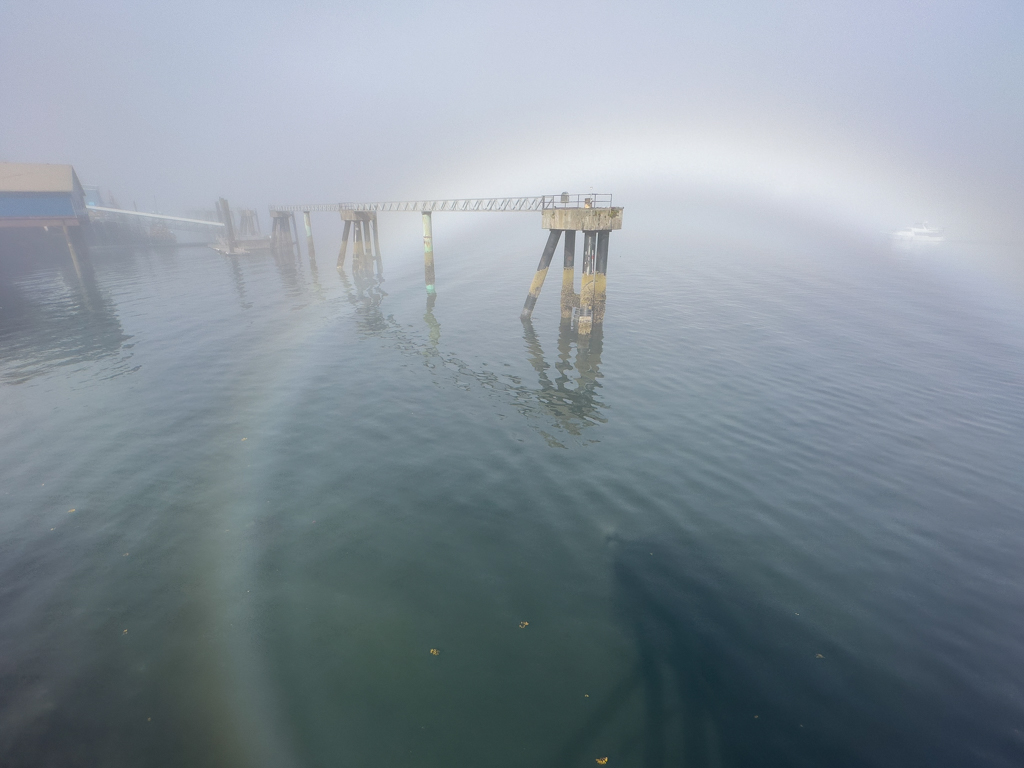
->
[892,223,944,244]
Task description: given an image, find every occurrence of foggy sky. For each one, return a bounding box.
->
[2,0,1022,243]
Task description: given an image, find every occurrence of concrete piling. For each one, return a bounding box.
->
[219,197,237,254]
[337,219,351,269]
[578,231,598,335]
[371,214,383,277]
[422,211,435,294]
[353,215,366,270]
[594,230,609,324]
[303,211,315,260]
[520,229,562,320]
[560,229,577,323]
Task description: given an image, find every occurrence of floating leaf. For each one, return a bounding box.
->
[519,621,529,629]
[430,648,440,656]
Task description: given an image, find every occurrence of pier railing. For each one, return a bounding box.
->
[269,194,613,214]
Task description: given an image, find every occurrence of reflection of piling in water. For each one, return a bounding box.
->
[424,293,440,349]
[520,319,605,437]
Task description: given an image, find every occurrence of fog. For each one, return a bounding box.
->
[2,0,1022,245]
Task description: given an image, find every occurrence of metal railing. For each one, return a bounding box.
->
[269,193,614,214]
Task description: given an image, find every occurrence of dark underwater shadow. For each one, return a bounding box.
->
[551,536,1018,768]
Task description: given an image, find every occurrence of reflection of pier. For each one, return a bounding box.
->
[270,194,622,333]
[332,239,606,441]
[521,320,606,440]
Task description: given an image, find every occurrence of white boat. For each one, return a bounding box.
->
[892,223,944,244]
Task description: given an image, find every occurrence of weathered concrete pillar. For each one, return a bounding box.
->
[594,230,609,324]
[219,198,236,253]
[560,229,577,323]
[370,214,381,257]
[371,214,383,278]
[578,231,597,335]
[520,229,562,320]
[353,216,366,272]
[422,211,435,294]
[303,211,315,260]
[362,220,375,279]
[337,219,351,269]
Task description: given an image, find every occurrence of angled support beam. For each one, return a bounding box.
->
[520,229,562,320]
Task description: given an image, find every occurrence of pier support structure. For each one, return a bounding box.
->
[303,210,315,260]
[560,229,577,323]
[422,211,435,294]
[270,210,298,256]
[336,211,381,278]
[521,206,622,334]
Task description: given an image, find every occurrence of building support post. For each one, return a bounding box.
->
[371,213,383,277]
[520,229,562,320]
[422,211,435,294]
[594,231,609,325]
[560,229,577,323]
[303,211,315,260]
[63,225,83,279]
[353,216,366,276]
[578,231,597,335]
[337,219,351,269]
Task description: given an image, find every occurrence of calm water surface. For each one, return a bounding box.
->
[1,213,1023,767]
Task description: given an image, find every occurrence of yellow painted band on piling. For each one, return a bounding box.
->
[580,272,595,307]
[528,267,549,297]
[560,267,578,318]
[593,273,607,323]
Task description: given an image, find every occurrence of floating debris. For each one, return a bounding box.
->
[519,621,529,628]
[429,648,440,656]
[122,629,128,635]
[815,653,824,659]
[596,758,608,765]
[68,509,75,513]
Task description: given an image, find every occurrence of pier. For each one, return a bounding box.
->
[269,194,623,333]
